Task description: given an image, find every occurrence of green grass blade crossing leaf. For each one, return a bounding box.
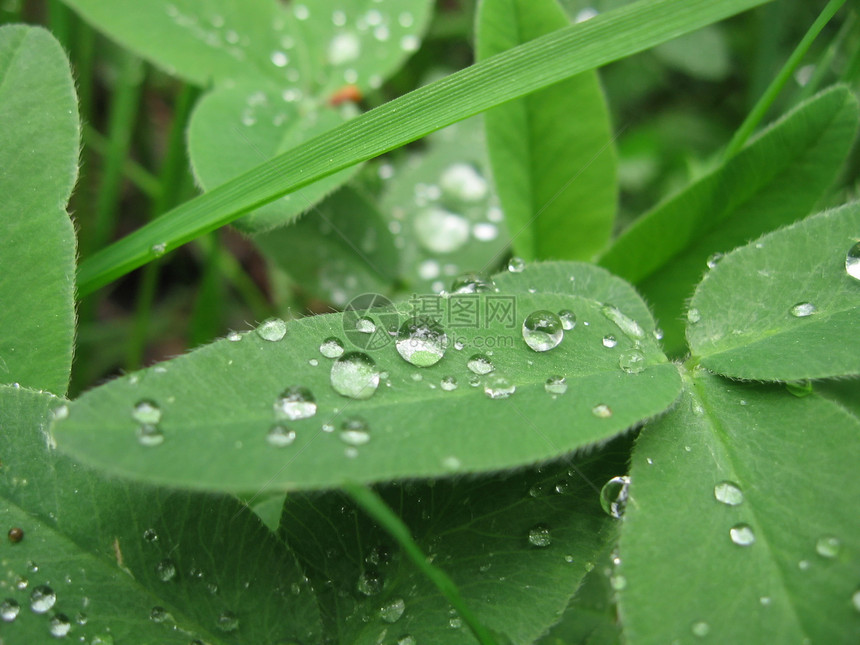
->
[0,26,79,395]
[75,0,775,296]
[476,0,617,261]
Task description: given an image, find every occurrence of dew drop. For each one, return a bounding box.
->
[216,611,239,632]
[355,316,377,334]
[415,207,470,253]
[395,317,447,367]
[602,335,617,348]
[600,476,629,518]
[545,376,567,395]
[398,636,417,645]
[440,376,458,391]
[785,379,813,397]
[227,331,242,342]
[467,353,494,375]
[450,273,496,294]
[815,535,841,559]
[340,417,371,446]
[483,376,515,399]
[789,302,815,318]
[507,257,525,273]
[527,524,552,547]
[293,3,309,20]
[380,597,406,623]
[440,163,488,202]
[331,352,380,399]
[257,318,287,341]
[357,571,382,596]
[601,304,644,339]
[143,528,158,543]
[687,308,702,324]
[132,400,162,425]
[846,242,860,280]
[729,523,756,546]
[156,558,177,582]
[328,32,361,65]
[266,425,296,447]
[270,50,288,67]
[30,585,56,613]
[558,309,576,331]
[852,589,860,612]
[274,386,317,420]
[714,481,743,506]
[592,404,612,419]
[619,350,645,374]
[706,252,724,269]
[691,621,710,637]
[400,34,420,51]
[136,424,164,447]
[49,613,71,637]
[522,310,564,352]
[0,599,19,622]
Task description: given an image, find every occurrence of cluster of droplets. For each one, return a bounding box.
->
[133,399,164,447]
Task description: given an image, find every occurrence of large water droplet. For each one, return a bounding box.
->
[600,476,629,518]
[729,523,756,546]
[790,302,816,318]
[440,376,458,391]
[507,257,525,273]
[30,585,56,613]
[319,337,345,358]
[355,316,377,334]
[49,613,71,637]
[340,417,371,446]
[450,273,495,294]
[331,352,380,399]
[714,481,743,506]
[328,32,361,65]
[439,163,488,202]
[0,599,19,622]
[558,309,576,331]
[815,535,841,559]
[484,376,515,399]
[257,318,287,341]
[136,424,164,447]
[592,404,612,418]
[528,524,552,547]
[216,611,239,632]
[601,304,644,339]
[619,350,645,374]
[395,318,447,367]
[357,571,382,596]
[467,353,494,375]
[132,400,161,424]
[379,597,406,623]
[266,425,296,447]
[156,558,176,582]
[274,386,317,420]
[545,376,567,395]
[522,310,564,352]
[415,207,469,253]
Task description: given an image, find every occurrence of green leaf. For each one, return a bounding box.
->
[280,449,624,644]
[53,263,680,492]
[76,0,775,296]
[689,203,860,380]
[476,0,617,261]
[0,26,79,396]
[0,385,321,644]
[617,370,860,644]
[598,85,859,354]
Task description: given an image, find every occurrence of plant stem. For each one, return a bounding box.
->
[343,483,499,645]
[724,0,847,160]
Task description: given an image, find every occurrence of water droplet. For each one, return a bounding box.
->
[136,423,164,447]
[340,417,371,446]
[691,621,710,637]
[522,310,564,352]
[380,597,406,623]
[507,257,525,273]
[320,337,345,358]
[355,316,377,334]
[49,613,71,637]
[440,376,458,391]
[601,304,644,339]
[15,577,27,590]
[785,380,813,397]
[132,400,161,424]
[600,476,629,518]
[846,242,860,280]
[216,611,238,632]
[449,614,463,629]
[760,596,772,606]
[815,535,841,559]
[730,523,756,546]
[274,386,317,420]
[653,327,664,340]
[790,302,815,318]
[331,352,380,399]
[328,32,361,65]
[619,350,646,374]
[400,34,420,52]
[398,636,417,645]
[395,317,447,367]
[687,308,702,324]
[483,376,515,399]
[266,425,296,447]
[472,222,498,241]
[798,559,810,570]
[706,252,724,269]
[714,481,743,506]
[592,404,613,419]
[156,558,176,582]
[442,455,461,470]
[439,163,488,202]
[450,273,495,294]
[602,335,617,348]
[270,50,288,67]
[357,571,382,596]
[852,589,860,612]
[0,599,19,622]
[467,353,494,375]
[75,612,87,625]
[527,524,552,547]
[545,376,567,395]
[227,331,242,341]
[293,3,309,20]
[557,309,576,331]
[415,207,469,253]
[30,585,56,613]
[257,318,287,341]
[143,528,158,543]
[609,574,627,590]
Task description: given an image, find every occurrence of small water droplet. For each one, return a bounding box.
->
[602,335,617,348]
[522,310,564,352]
[257,318,287,341]
[760,596,772,606]
[687,308,702,324]
[415,207,469,253]
[730,523,756,546]
[785,380,813,397]
[215,611,238,632]
[592,404,613,419]
[653,328,664,340]
[790,302,816,318]
[558,309,576,331]
[600,476,629,518]
[440,376,458,391]
[545,376,567,395]
[714,481,743,506]
[380,597,406,623]
[852,589,860,612]
[75,612,87,625]
[619,350,645,374]
[132,400,161,424]
[156,558,176,582]
[293,3,309,20]
[484,376,516,399]
[52,404,69,421]
[467,353,494,375]
[396,317,447,367]
[328,32,361,65]
[357,571,382,596]
[15,577,27,590]
[507,257,525,273]
[270,50,288,67]
[49,613,71,637]
[30,585,56,613]
[601,304,644,339]
[320,337,345,358]
[136,423,164,447]
[798,559,811,570]
[227,330,242,341]
[398,636,417,645]
[340,417,371,446]
[331,352,380,399]
[439,163,487,202]
[450,273,495,294]
[691,621,710,637]
[274,386,317,420]
[355,316,377,334]
[706,252,724,269]
[0,599,19,622]
[609,574,627,590]
[143,528,158,543]
[528,524,552,547]
[266,425,296,447]
[846,242,860,280]
[815,535,841,559]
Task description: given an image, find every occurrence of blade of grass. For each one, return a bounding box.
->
[796,10,856,102]
[76,0,773,297]
[723,0,847,159]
